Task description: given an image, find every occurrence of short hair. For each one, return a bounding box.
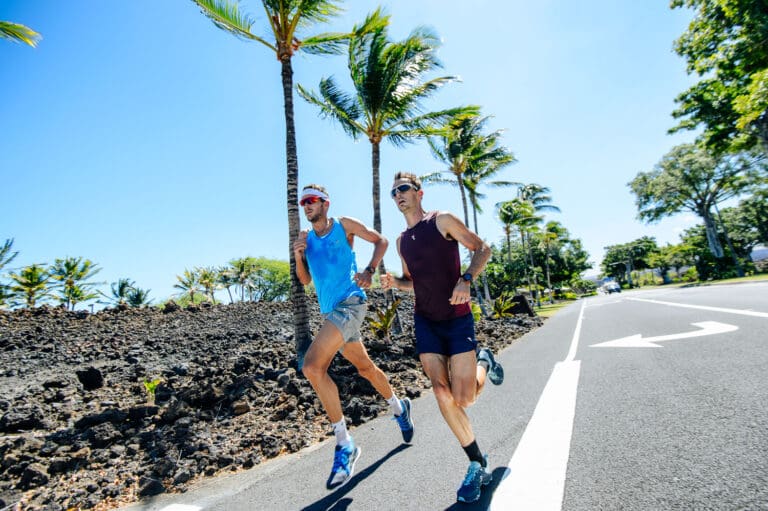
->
[393,172,421,190]
[302,183,328,196]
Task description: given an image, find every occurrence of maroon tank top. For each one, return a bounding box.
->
[399,211,471,321]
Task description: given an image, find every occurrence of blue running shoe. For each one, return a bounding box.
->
[456,455,492,503]
[392,397,414,443]
[477,348,504,385]
[325,440,361,490]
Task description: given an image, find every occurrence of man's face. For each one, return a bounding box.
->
[301,197,327,222]
[391,179,420,211]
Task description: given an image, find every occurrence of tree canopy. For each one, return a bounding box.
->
[670,0,768,154]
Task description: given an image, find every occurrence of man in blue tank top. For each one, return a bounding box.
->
[293,184,414,490]
[381,172,504,504]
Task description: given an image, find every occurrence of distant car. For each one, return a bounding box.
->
[602,281,621,294]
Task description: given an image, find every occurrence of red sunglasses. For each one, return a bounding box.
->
[299,196,326,206]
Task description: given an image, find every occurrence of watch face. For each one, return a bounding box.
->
[462,273,472,282]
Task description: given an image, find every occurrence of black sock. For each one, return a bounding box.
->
[462,440,486,466]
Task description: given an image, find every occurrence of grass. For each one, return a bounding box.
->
[626,272,768,291]
[534,300,575,318]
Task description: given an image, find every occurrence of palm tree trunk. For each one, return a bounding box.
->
[281,57,312,367]
[528,241,540,307]
[470,201,492,303]
[371,140,402,334]
[545,246,553,304]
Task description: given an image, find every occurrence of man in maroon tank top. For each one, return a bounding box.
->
[381,171,505,503]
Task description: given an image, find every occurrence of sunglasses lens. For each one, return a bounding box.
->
[300,196,320,206]
[391,184,413,197]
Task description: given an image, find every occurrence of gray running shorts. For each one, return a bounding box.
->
[324,294,367,343]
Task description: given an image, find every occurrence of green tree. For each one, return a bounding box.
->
[423,112,516,303]
[126,286,152,307]
[734,188,768,245]
[249,257,291,301]
[196,266,219,303]
[601,237,659,286]
[0,239,19,308]
[216,265,237,304]
[298,9,475,266]
[629,144,759,267]
[497,198,540,296]
[192,0,347,365]
[174,268,202,304]
[539,221,568,303]
[0,21,41,47]
[9,264,51,308]
[105,278,136,306]
[516,184,559,305]
[424,114,514,227]
[670,0,768,154]
[49,257,102,311]
[226,257,258,302]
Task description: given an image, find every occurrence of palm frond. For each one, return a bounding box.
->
[298,77,365,138]
[192,0,274,49]
[0,21,41,47]
[300,32,348,55]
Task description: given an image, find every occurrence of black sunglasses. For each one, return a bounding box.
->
[391,183,418,198]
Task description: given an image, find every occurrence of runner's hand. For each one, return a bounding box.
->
[449,279,471,305]
[354,271,372,289]
[293,231,308,256]
[380,273,394,290]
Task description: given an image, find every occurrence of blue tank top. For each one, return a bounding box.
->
[399,211,470,321]
[305,218,366,313]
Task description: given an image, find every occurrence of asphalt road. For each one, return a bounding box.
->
[122,282,768,511]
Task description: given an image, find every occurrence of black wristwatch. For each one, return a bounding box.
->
[365,265,376,275]
[461,272,473,283]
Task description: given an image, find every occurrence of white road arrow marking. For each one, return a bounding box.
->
[589,321,738,348]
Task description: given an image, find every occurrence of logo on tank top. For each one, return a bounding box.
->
[411,234,416,240]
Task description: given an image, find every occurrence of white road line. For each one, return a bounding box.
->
[491,300,585,511]
[492,361,581,510]
[628,297,768,318]
[565,300,586,362]
[158,505,202,511]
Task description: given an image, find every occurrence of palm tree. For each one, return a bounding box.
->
[226,257,258,302]
[497,198,539,295]
[216,265,237,304]
[9,264,51,308]
[49,257,102,311]
[298,9,476,264]
[127,287,152,307]
[539,221,567,304]
[516,184,559,306]
[424,113,516,303]
[106,278,136,306]
[174,268,202,304]
[0,238,18,271]
[196,266,219,303]
[192,0,347,366]
[0,21,41,47]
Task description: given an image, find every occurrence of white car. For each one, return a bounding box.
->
[602,281,621,294]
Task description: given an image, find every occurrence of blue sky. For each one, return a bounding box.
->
[1,1,699,305]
